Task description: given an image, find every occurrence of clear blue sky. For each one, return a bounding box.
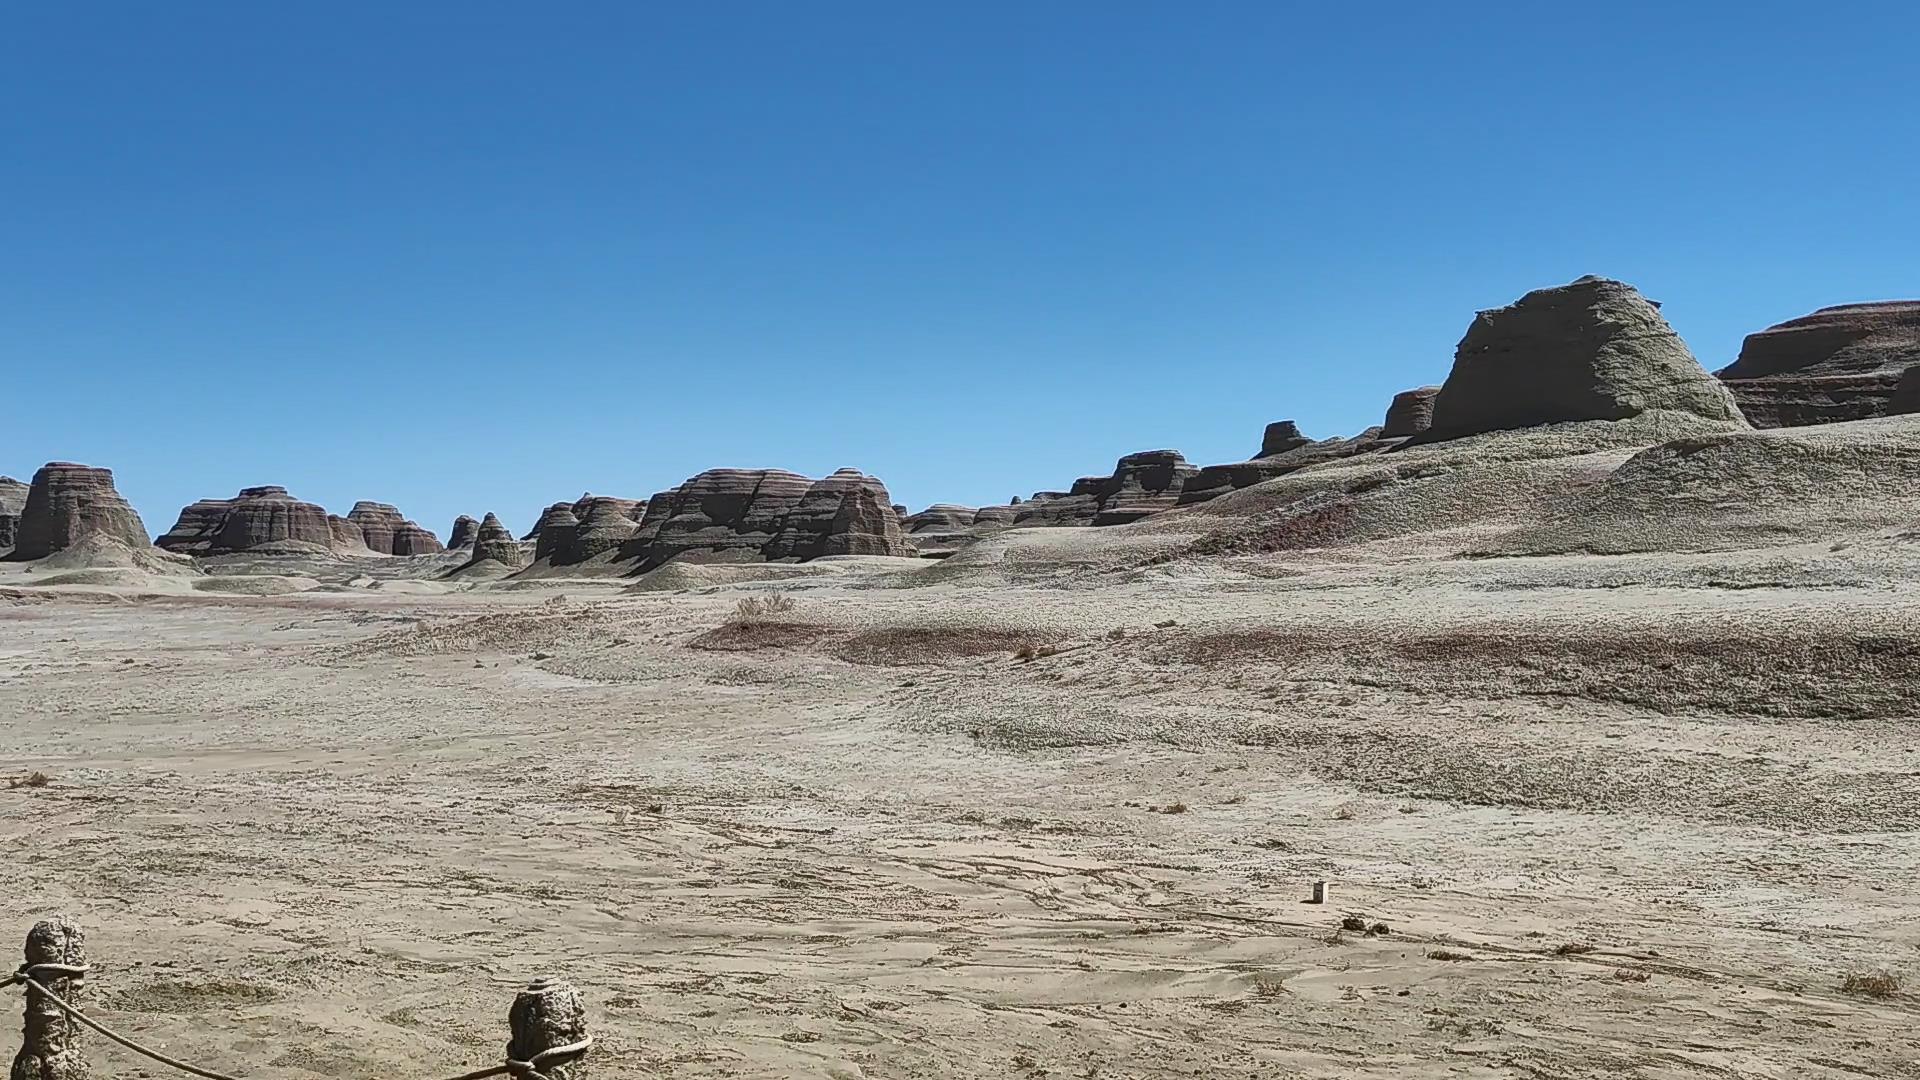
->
[5,3,1917,538]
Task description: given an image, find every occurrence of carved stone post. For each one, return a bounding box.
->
[11,918,90,1080]
[507,977,589,1080]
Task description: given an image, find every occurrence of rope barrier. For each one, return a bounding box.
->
[6,964,592,1080]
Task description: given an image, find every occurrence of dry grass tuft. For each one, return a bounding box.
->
[1426,948,1473,962]
[730,591,797,622]
[8,771,51,790]
[1842,970,1903,998]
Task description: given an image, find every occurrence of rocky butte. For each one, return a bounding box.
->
[0,475,28,552]
[1715,301,1920,427]
[5,462,151,561]
[156,486,335,555]
[1423,275,1747,441]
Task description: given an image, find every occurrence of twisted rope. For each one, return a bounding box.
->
[5,964,591,1080]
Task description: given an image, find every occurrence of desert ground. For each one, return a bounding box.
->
[5,527,1917,1080]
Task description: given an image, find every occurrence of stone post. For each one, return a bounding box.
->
[507,977,589,1080]
[11,917,89,1080]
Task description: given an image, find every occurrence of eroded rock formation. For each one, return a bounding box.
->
[8,462,151,561]
[1716,301,1920,427]
[1,476,32,551]
[458,512,528,571]
[347,501,444,555]
[157,486,334,555]
[1382,386,1441,438]
[1425,276,1746,441]
[1259,421,1312,458]
[448,515,481,551]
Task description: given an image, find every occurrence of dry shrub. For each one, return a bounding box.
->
[835,625,1044,667]
[1842,970,1902,998]
[730,591,797,622]
[1427,948,1473,962]
[7,771,51,790]
[1013,642,1062,663]
[1555,942,1596,956]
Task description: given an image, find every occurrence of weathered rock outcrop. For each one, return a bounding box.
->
[1259,421,1312,459]
[7,462,151,561]
[455,512,527,572]
[1382,386,1441,438]
[1716,302,1920,427]
[763,469,908,559]
[448,515,481,551]
[544,497,643,565]
[1424,276,1746,441]
[0,476,29,551]
[328,515,371,553]
[1091,450,1200,525]
[1180,428,1390,505]
[529,505,580,562]
[1890,366,1920,415]
[903,504,977,533]
[613,467,909,569]
[347,501,444,555]
[157,486,334,555]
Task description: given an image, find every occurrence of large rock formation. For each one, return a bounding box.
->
[453,512,528,572]
[1091,450,1200,525]
[1424,276,1746,441]
[7,462,151,561]
[156,486,334,555]
[763,469,908,559]
[1715,301,1920,427]
[903,504,978,534]
[328,515,371,554]
[447,515,481,551]
[0,476,32,552]
[1258,421,1313,458]
[1382,386,1441,438]
[616,467,909,570]
[529,505,580,562]
[545,497,643,565]
[346,501,444,555]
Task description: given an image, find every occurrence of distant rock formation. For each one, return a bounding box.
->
[903,504,978,533]
[604,467,910,570]
[1091,450,1200,525]
[1382,386,1441,438]
[763,469,907,559]
[346,501,444,555]
[328,515,371,554]
[1716,301,1920,427]
[529,505,580,562]
[157,486,334,555]
[452,512,527,573]
[7,462,151,561]
[447,515,481,551]
[1425,276,1746,441]
[0,476,32,551]
[1258,421,1312,459]
[546,497,642,565]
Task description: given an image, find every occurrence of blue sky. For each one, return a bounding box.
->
[5,2,1917,538]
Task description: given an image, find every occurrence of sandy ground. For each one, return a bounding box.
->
[3,549,1918,1079]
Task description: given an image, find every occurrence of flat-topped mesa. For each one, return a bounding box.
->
[1382,385,1441,438]
[1716,301,1920,427]
[763,468,908,560]
[7,462,151,561]
[1091,449,1200,526]
[547,496,643,565]
[447,515,481,551]
[1424,276,1747,442]
[1258,421,1312,459]
[157,485,334,554]
[346,500,444,555]
[0,475,30,551]
[464,512,528,569]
